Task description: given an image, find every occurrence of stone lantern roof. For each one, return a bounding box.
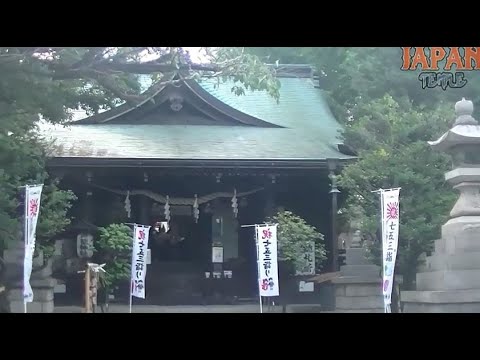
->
[429,98,480,153]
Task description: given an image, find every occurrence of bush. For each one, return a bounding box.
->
[267,210,327,274]
[94,223,132,289]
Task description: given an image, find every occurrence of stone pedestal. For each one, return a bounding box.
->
[9,278,57,313]
[4,244,57,313]
[402,98,480,313]
[332,247,384,313]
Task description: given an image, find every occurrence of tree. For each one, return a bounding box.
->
[247,47,480,122]
[337,95,457,288]
[245,47,470,290]
[267,210,327,274]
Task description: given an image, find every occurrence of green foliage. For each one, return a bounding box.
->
[267,210,326,273]
[0,127,76,253]
[246,47,473,290]
[94,224,132,288]
[36,181,77,257]
[337,95,457,288]
[213,47,281,102]
[247,47,480,121]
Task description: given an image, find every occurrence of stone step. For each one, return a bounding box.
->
[441,217,480,254]
[401,289,480,313]
[335,283,382,297]
[425,252,480,271]
[3,248,24,264]
[149,261,200,273]
[345,248,370,265]
[340,265,380,277]
[336,295,383,310]
[416,269,480,291]
[402,289,480,303]
[9,288,54,302]
[332,309,384,313]
[10,300,54,313]
[444,237,480,255]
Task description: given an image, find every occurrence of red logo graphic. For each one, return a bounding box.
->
[261,279,269,290]
[138,229,145,240]
[29,199,39,217]
[262,229,272,240]
[386,202,399,220]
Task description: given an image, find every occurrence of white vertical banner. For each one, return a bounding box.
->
[256,224,280,297]
[130,224,151,299]
[23,184,44,304]
[381,188,401,313]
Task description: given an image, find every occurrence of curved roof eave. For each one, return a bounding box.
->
[73,76,284,128]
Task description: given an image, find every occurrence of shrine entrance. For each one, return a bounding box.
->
[57,166,334,308]
[145,212,213,305]
[142,193,263,306]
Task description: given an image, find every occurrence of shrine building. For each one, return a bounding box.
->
[43,64,355,305]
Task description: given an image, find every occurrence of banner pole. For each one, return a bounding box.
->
[255,225,263,314]
[380,190,387,314]
[23,185,29,314]
[129,224,136,314]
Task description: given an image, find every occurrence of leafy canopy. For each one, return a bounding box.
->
[94,223,133,289]
[267,210,327,273]
[247,47,471,289]
[337,96,457,287]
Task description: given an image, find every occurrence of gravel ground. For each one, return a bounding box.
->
[54,304,285,313]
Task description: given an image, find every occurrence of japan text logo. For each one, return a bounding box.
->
[401,47,480,90]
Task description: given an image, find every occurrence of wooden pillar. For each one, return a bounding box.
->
[264,175,277,219]
[327,159,340,273]
[83,191,94,223]
[83,171,94,223]
[138,195,151,225]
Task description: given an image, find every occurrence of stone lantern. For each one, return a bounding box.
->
[402,98,480,312]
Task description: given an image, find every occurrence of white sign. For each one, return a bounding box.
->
[256,224,280,297]
[212,246,224,263]
[299,281,314,292]
[131,225,151,299]
[23,184,43,303]
[295,242,316,275]
[381,189,401,313]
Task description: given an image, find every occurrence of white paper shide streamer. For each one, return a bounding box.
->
[23,184,44,303]
[381,189,400,313]
[256,224,280,297]
[130,225,151,299]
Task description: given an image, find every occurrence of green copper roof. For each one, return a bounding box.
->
[197,77,338,131]
[44,76,353,161]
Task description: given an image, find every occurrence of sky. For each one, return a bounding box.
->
[141,47,210,63]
